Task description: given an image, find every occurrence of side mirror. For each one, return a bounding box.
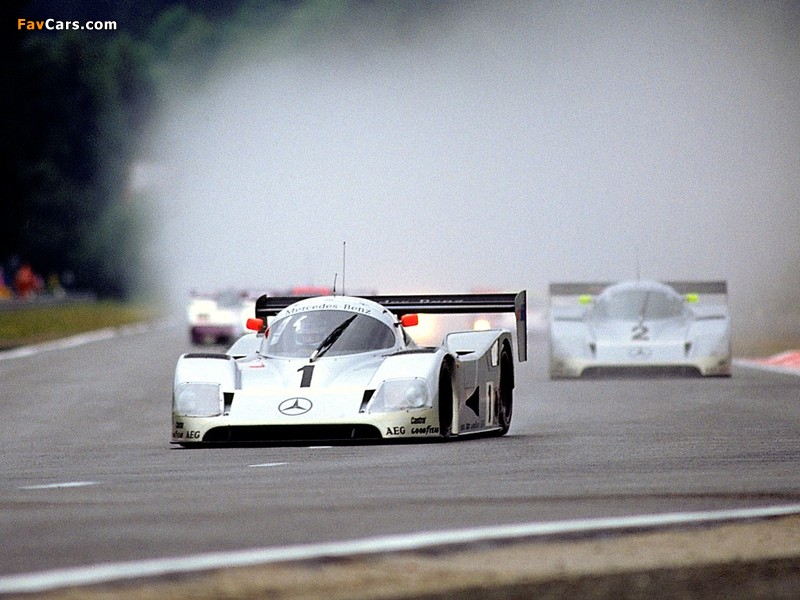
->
[400,314,419,327]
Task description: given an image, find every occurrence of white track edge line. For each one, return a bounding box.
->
[1,503,799,594]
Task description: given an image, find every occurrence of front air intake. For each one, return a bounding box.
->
[202,424,383,443]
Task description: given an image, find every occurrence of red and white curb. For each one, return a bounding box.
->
[735,350,800,375]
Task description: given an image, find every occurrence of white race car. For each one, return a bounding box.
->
[548,280,731,378]
[187,289,256,345]
[172,291,528,445]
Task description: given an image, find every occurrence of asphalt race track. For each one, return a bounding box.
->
[0,324,798,596]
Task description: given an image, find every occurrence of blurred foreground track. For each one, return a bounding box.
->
[15,516,800,600]
[1,326,799,600]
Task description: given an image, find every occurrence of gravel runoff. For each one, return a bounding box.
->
[13,515,800,600]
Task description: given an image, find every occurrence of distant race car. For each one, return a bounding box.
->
[548,280,731,378]
[172,291,527,445]
[186,289,256,345]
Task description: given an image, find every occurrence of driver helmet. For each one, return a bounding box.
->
[294,313,330,348]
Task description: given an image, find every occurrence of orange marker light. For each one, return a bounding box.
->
[246,317,264,331]
[400,314,419,327]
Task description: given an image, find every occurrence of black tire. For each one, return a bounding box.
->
[497,345,513,435]
[438,361,454,439]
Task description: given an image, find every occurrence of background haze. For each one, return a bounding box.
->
[137,1,800,351]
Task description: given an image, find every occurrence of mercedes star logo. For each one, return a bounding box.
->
[278,397,313,416]
[629,346,653,358]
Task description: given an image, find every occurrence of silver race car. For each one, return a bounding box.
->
[172,291,527,445]
[186,288,257,345]
[548,280,731,378]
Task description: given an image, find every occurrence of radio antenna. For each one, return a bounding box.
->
[332,272,338,295]
[342,241,346,295]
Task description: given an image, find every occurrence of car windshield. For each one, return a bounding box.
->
[261,310,396,358]
[592,290,684,321]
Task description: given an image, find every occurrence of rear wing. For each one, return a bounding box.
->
[549,281,727,296]
[255,291,528,362]
[549,282,614,297]
[549,281,728,319]
[665,281,728,319]
[663,281,727,295]
[548,283,610,323]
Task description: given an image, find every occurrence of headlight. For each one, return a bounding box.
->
[368,378,430,413]
[174,382,222,417]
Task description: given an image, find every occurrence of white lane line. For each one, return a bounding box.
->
[0,329,117,359]
[1,503,798,594]
[248,463,287,468]
[19,481,99,490]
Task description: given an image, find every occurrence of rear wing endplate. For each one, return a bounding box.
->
[256,291,528,362]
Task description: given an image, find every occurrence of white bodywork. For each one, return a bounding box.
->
[549,280,731,378]
[187,289,256,345]
[173,294,522,445]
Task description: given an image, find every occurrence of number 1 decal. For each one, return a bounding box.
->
[298,364,314,387]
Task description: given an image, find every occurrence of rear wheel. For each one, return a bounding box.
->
[438,361,454,439]
[497,346,513,435]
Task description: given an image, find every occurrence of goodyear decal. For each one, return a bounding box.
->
[411,425,439,435]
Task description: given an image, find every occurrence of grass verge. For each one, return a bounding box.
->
[0,301,162,350]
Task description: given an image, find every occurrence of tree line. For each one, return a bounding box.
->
[2,0,450,299]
